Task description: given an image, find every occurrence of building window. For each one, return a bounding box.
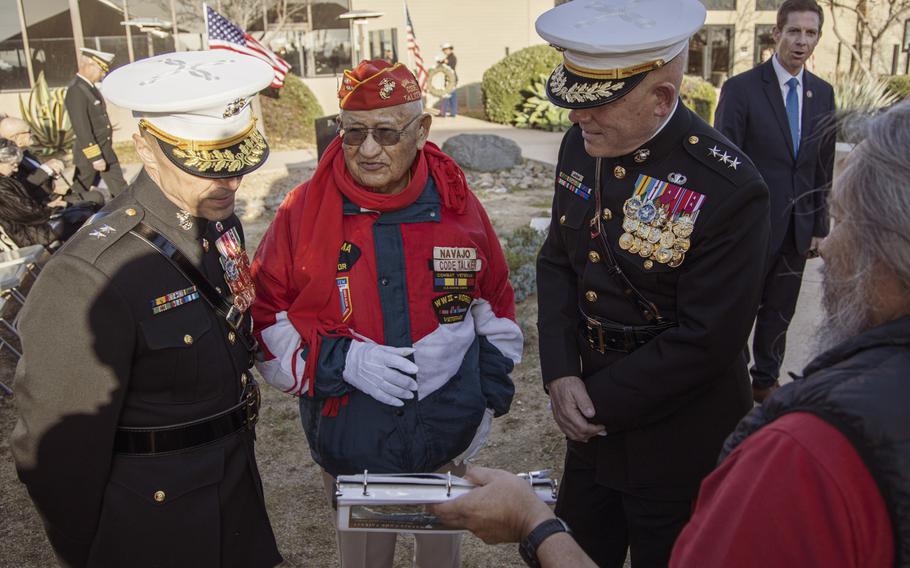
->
[79,0,176,73]
[22,0,77,88]
[268,0,351,77]
[701,0,736,9]
[754,24,775,65]
[688,25,734,85]
[369,28,397,63]
[756,0,785,10]
[0,0,30,90]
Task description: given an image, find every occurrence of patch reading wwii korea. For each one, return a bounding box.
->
[618,174,705,269]
[432,293,472,324]
[432,247,482,272]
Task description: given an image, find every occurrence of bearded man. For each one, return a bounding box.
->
[252,60,522,568]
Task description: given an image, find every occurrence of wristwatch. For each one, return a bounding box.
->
[519,517,572,568]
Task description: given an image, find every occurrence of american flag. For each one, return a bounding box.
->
[404,3,427,91]
[205,4,291,88]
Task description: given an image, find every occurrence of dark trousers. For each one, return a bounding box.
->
[555,442,692,568]
[73,158,127,199]
[750,224,808,388]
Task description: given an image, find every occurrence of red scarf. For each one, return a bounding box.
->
[274,137,468,402]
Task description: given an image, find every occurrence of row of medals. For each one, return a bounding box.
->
[618,196,694,268]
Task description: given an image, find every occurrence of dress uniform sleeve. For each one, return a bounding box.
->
[714,80,748,149]
[65,86,102,162]
[11,253,135,567]
[23,153,53,194]
[587,179,769,432]
[813,87,836,239]
[536,137,582,385]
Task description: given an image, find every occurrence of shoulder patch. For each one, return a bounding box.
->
[60,205,146,264]
[683,133,761,187]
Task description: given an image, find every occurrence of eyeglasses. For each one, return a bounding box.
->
[338,114,424,146]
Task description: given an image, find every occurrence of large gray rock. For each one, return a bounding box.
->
[442,134,522,172]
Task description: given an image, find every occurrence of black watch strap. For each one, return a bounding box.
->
[519,517,572,568]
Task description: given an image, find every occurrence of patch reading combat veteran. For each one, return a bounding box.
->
[432,293,473,324]
[151,286,200,315]
[337,241,362,273]
[336,276,353,322]
[433,271,476,292]
[432,246,482,272]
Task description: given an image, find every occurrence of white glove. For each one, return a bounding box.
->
[343,341,419,407]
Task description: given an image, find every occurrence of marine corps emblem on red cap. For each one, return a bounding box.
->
[338,60,423,110]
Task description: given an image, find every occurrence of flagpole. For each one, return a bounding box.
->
[403,1,413,73]
[202,2,209,49]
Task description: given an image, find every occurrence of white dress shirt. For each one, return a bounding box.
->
[771,54,804,138]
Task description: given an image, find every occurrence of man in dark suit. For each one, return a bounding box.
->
[64,47,127,199]
[715,0,836,403]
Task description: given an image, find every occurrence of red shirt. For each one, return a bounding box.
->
[671,412,893,567]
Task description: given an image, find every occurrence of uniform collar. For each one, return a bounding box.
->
[76,73,97,88]
[132,169,209,240]
[613,100,691,168]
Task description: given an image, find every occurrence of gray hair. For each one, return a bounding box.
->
[0,138,22,166]
[817,101,910,350]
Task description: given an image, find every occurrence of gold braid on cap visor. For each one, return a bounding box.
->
[90,56,110,72]
[563,58,665,80]
[139,118,266,174]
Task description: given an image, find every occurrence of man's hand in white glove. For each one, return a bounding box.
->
[342,341,419,407]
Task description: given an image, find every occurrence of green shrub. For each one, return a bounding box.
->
[680,75,717,125]
[831,71,899,113]
[260,73,324,147]
[885,75,910,101]
[482,45,563,125]
[513,74,572,132]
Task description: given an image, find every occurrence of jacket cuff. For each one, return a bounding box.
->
[82,144,102,160]
[304,336,354,399]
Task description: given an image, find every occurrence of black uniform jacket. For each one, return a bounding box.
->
[537,103,770,499]
[16,149,55,203]
[11,172,281,568]
[64,76,116,166]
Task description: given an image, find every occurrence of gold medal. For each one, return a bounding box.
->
[629,237,642,254]
[669,253,685,268]
[639,241,654,258]
[673,217,695,238]
[636,224,650,239]
[660,231,675,248]
[619,232,635,250]
[674,237,691,252]
[656,247,673,264]
[622,218,640,233]
[647,227,661,244]
[623,197,642,219]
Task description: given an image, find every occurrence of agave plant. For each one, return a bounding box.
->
[832,70,900,114]
[512,74,571,132]
[18,71,73,156]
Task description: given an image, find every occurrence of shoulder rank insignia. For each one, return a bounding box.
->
[707,145,742,170]
[618,174,705,268]
[88,224,116,239]
[558,170,593,200]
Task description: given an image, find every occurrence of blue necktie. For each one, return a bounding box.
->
[785,77,800,156]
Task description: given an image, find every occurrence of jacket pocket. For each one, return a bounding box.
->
[88,443,224,567]
[137,307,216,404]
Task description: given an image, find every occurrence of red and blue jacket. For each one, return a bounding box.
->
[254,176,522,475]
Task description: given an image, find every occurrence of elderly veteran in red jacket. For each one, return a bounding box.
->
[251,60,522,568]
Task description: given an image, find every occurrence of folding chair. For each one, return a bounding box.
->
[0,263,29,395]
[0,244,47,280]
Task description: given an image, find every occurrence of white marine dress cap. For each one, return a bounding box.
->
[536,0,706,109]
[101,50,275,178]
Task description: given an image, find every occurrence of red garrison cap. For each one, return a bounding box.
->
[338,60,423,111]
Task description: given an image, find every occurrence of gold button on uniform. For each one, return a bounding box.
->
[559,215,567,225]
[183,334,194,345]
[613,166,626,179]
[602,208,612,221]
[688,136,699,145]
[228,331,236,344]
[125,208,137,217]
[643,260,654,270]
[203,238,210,252]
[588,251,601,263]
[585,290,598,303]
[154,490,166,502]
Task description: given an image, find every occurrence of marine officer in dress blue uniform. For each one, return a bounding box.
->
[534,1,771,566]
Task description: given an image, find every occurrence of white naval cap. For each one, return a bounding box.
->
[80,47,116,72]
[101,50,275,178]
[536,0,706,109]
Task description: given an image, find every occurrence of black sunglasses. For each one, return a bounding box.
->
[338,113,424,146]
